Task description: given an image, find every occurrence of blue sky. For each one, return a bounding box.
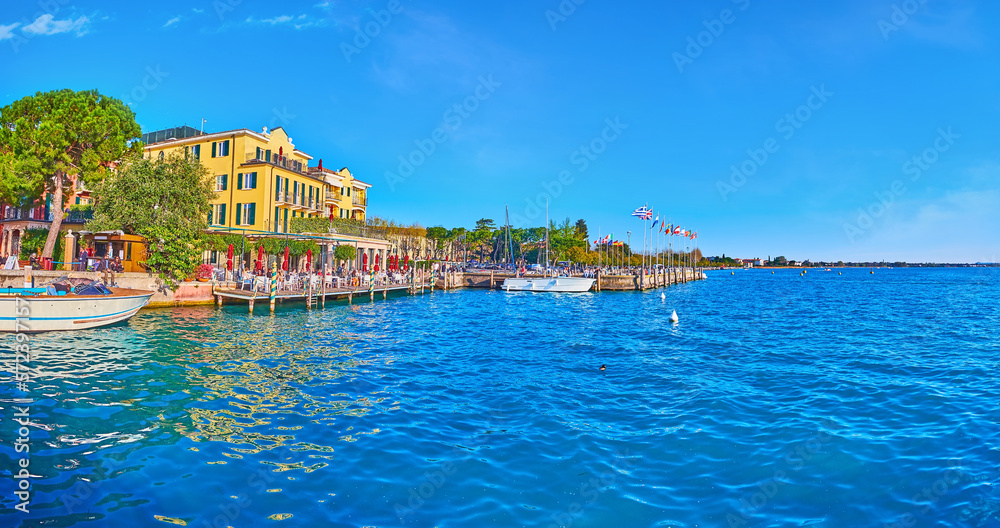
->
[1,0,997,263]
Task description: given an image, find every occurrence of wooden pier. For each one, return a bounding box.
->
[212,268,705,312]
[213,279,433,313]
[460,269,704,291]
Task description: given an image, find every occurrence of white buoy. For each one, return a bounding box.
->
[669,310,679,323]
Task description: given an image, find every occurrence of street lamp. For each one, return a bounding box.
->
[627,231,631,267]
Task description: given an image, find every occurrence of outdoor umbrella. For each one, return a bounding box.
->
[226,244,234,271]
[404,255,409,270]
[375,254,380,272]
[363,252,368,271]
[283,246,290,271]
[306,249,312,271]
[257,245,265,269]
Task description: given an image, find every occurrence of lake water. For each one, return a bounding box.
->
[1,267,998,527]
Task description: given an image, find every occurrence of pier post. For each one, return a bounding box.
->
[269,263,277,313]
[321,264,326,308]
[490,270,494,290]
[596,270,601,292]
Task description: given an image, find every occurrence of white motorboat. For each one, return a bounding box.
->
[0,278,153,332]
[502,276,595,292]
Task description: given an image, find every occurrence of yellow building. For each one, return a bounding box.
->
[308,165,370,222]
[142,126,368,233]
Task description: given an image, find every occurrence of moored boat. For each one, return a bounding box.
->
[502,276,595,292]
[0,277,154,332]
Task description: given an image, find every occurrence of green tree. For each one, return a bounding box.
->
[19,228,64,261]
[0,89,141,259]
[573,219,588,241]
[87,154,215,287]
[425,225,448,258]
[333,244,356,264]
[470,218,496,261]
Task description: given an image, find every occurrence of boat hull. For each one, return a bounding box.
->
[502,277,595,293]
[0,289,153,332]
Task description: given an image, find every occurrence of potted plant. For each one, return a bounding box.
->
[196,263,214,282]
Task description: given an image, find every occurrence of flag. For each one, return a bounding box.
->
[651,215,659,229]
[693,231,698,239]
[673,226,682,235]
[664,223,671,234]
[631,205,650,218]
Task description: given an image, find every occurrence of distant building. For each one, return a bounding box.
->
[0,175,93,258]
[735,258,764,267]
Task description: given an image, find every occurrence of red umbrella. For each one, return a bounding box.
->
[257,245,265,268]
[306,249,312,270]
[375,254,381,272]
[226,244,234,271]
[403,255,409,270]
[283,246,290,271]
[362,252,368,271]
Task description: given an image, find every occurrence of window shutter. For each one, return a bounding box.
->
[220,204,226,225]
[222,174,228,191]
[237,173,243,190]
[266,149,271,162]
[212,142,217,158]
[207,211,212,224]
[256,147,261,160]
[235,203,242,225]
[251,172,257,189]
[249,203,256,225]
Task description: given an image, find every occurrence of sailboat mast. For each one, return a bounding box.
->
[545,198,550,277]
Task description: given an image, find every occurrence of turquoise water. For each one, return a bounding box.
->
[1,268,998,527]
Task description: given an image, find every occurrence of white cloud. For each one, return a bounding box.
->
[22,14,90,37]
[0,22,19,41]
[163,16,181,28]
[192,8,204,14]
[315,2,330,7]
[262,15,293,24]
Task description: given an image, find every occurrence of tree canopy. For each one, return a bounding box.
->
[87,154,215,286]
[0,89,141,258]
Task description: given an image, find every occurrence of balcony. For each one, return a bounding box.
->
[245,152,306,174]
[0,209,92,223]
[352,195,367,207]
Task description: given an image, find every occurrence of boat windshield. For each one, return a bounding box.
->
[74,281,114,296]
